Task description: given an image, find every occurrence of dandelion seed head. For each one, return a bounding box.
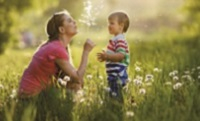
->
[135,66,141,72]
[126,111,134,117]
[173,76,179,81]
[164,81,172,86]
[133,79,142,86]
[198,75,200,79]
[173,82,183,90]
[0,84,4,89]
[86,74,93,79]
[63,76,70,82]
[139,88,146,95]
[197,66,200,70]
[111,92,117,97]
[104,87,111,92]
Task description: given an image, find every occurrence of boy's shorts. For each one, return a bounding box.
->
[107,70,128,98]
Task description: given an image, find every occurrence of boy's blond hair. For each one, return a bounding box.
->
[108,11,130,33]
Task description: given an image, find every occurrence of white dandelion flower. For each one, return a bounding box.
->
[98,75,103,80]
[164,81,172,86]
[132,102,137,107]
[0,84,4,89]
[136,75,143,81]
[145,82,152,86]
[58,78,67,86]
[173,70,178,75]
[139,88,146,95]
[198,75,200,79]
[80,98,85,103]
[145,74,154,82]
[133,79,143,86]
[135,66,141,72]
[184,71,190,75]
[87,74,93,79]
[126,111,134,117]
[197,66,200,70]
[10,89,17,99]
[63,76,70,82]
[173,82,183,90]
[111,92,117,97]
[173,76,179,81]
[104,87,111,92]
[153,68,161,72]
[169,72,175,77]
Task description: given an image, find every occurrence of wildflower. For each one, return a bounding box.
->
[198,75,200,79]
[10,89,17,99]
[0,84,4,89]
[58,78,67,86]
[63,76,70,82]
[145,74,154,82]
[80,98,85,103]
[153,68,161,72]
[132,102,137,107]
[139,88,146,95]
[98,75,103,80]
[104,87,111,92]
[136,75,143,81]
[145,82,152,86]
[173,82,183,90]
[126,111,134,117]
[164,81,172,86]
[87,74,93,79]
[173,76,179,81]
[197,66,200,70]
[133,79,142,86]
[184,71,190,75]
[173,70,178,75]
[135,66,141,72]
[169,72,175,77]
[182,75,192,81]
[111,92,117,97]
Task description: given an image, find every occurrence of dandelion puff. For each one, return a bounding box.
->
[145,74,154,82]
[154,68,161,72]
[136,75,143,81]
[10,89,17,99]
[184,71,190,75]
[126,111,134,117]
[133,79,142,86]
[135,66,141,72]
[169,72,175,77]
[80,98,85,103]
[145,82,152,86]
[87,74,93,79]
[58,78,67,86]
[139,88,146,95]
[173,76,179,81]
[0,84,4,89]
[104,87,111,92]
[111,92,117,97]
[197,66,200,70]
[132,102,137,107]
[164,81,172,86]
[173,70,178,75]
[198,75,200,79]
[63,76,70,82]
[98,75,103,80]
[173,82,183,90]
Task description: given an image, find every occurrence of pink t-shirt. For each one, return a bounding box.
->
[19,40,69,96]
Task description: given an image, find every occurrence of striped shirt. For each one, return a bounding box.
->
[106,34,130,84]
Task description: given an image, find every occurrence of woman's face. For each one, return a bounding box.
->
[61,14,78,36]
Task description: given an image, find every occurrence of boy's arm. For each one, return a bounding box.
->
[97,51,124,62]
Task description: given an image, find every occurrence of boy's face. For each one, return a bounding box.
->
[108,17,123,36]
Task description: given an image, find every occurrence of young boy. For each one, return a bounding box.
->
[97,11,130,100]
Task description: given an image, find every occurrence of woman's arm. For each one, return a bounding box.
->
[55,39,95,83]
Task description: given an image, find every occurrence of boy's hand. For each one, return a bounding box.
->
[97,50,107,62]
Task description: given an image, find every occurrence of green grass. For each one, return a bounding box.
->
[0,31,200,121]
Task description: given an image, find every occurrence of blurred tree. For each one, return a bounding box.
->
[0,0,51,54]
[45,0,84,19]
[182,0,200,35]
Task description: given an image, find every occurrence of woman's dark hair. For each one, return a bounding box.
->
[46,10,70,41]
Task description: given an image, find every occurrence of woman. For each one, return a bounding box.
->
[18,10,95,97]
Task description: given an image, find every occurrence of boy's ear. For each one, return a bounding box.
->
[120,23,125,31]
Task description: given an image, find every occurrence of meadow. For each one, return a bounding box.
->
[0,30,200,121]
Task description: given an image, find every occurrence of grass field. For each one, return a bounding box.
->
[0,30,200,121]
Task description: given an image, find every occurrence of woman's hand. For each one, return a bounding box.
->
[84,38,95,52]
